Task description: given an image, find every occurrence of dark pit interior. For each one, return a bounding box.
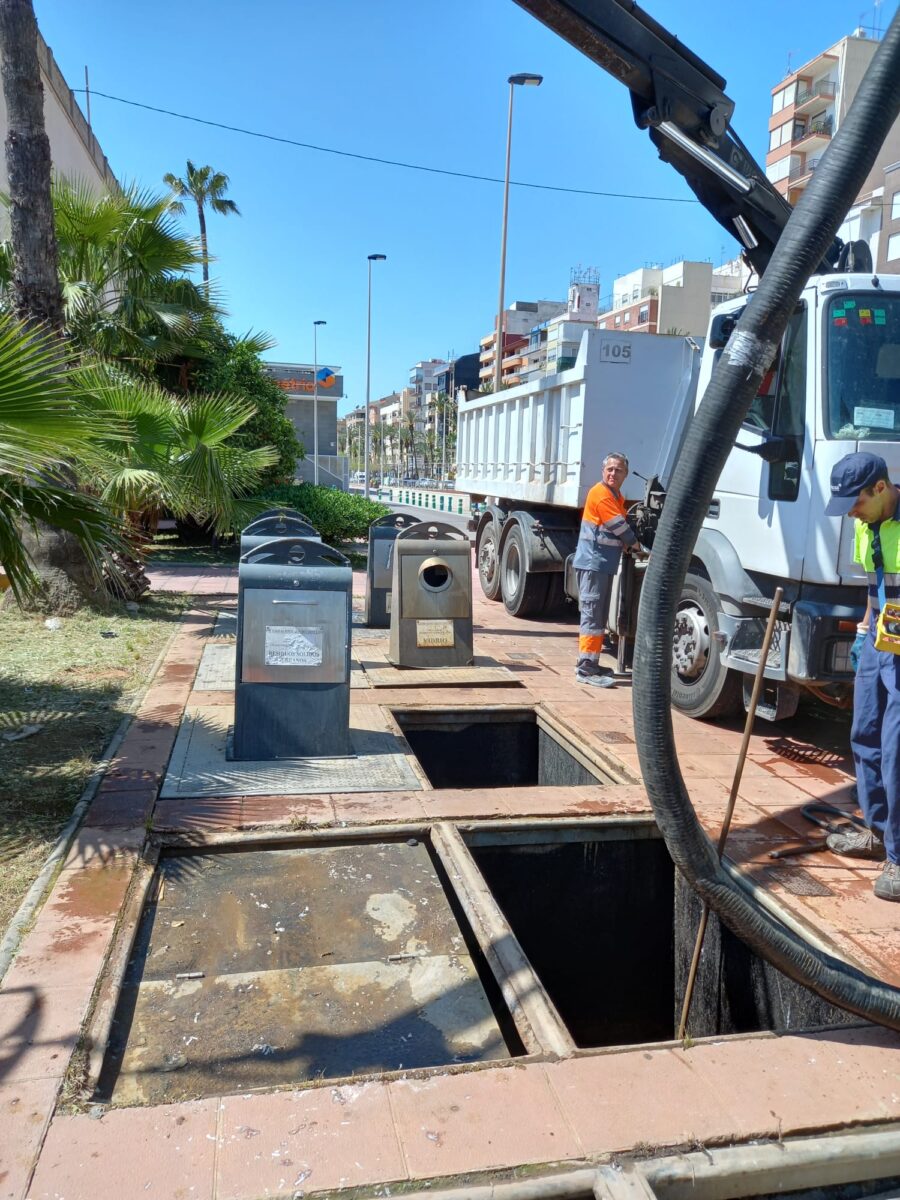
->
[393,708,604,789]
[467,825,860,1048]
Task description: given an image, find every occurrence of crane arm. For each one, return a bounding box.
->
[513,0,817,275]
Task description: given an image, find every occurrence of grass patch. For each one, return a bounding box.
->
[0,592,190,936]
[146,533,240,566]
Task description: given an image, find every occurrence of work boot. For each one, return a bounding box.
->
[575,661,616,689]
[874,861,900,902]
[825,826,886,860]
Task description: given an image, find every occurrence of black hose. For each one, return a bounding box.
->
[632,12,900,1028]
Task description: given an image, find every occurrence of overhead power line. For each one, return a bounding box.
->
[76,88,699,205]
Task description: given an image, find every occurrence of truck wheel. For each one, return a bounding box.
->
[501,525,550,618]
[670,573,742,720]
[476,521,503,602]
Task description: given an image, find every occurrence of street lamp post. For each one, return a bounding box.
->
[494,72,542,395]
[312,319,326,486]
[364,253,387,500]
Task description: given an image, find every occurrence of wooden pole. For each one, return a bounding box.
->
[677,586,784,1040]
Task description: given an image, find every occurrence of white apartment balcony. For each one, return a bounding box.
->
[794,115,833,155]
[794,79,836,114]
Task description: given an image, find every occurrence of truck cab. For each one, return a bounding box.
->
[674,277,900,718]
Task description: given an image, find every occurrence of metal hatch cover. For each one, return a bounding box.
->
[101,841,508,1104]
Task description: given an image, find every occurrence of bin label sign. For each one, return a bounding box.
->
[416,619,454,648]
[265,625,324,667]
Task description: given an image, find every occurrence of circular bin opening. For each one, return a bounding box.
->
[420,558,452,592]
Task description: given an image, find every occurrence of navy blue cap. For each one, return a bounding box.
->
[825,452,888,516]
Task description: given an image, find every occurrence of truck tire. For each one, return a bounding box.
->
[670,573,742,720]
[501,525,550,617]
[476,520,503,602]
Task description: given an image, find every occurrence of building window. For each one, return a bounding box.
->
[766,156,794,184]
[892,191,900,221]
[598,321,607,329]
[614,315,621,327]
[888,232,900,261]
[623,311,631,325]
[638,305,649,324]
[772,82,796,115]
[769,121,793,151]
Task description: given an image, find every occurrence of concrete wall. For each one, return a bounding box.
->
[0,31,115,222]
[283,396,338,459]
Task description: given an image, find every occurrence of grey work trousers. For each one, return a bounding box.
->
[576,567,614,663]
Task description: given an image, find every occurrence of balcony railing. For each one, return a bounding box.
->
[789,155,822,183]
[795,116,833,145]
[795,80,836,107]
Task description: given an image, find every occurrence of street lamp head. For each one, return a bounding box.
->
[368,253,387,262]
[313,319,326,326]
[508,73,543,86]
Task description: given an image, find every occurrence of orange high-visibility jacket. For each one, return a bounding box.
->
[572,482,636,574]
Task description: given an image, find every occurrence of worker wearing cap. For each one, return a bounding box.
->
[824,452,900,901]
[572,452,637,688]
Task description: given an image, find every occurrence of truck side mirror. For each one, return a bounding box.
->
[709,307,746,349]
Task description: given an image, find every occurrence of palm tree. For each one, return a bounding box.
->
[0,0,63,331]
[79,364,278,538]
[163,161,240,287]
[0,180,215,368]
[0,315,127,604]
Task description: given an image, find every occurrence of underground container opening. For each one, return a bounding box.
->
[464,823,863,1049]
[419,560,451,591]
[393,706,609,789]
[95,835,524,1107]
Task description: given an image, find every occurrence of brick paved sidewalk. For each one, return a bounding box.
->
[2,563,898,1200]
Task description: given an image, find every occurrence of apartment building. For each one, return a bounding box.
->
[764,30,900,271]
[478,299,567,388]
[597,261,743,337]
[408,359,447,431]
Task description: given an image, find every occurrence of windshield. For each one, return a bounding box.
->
[826,292,900,440]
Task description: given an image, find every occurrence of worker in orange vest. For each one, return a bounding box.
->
[572,452,638,687]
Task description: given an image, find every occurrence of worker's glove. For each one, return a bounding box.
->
[850,627,867,673]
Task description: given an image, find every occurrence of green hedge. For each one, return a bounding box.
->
[256,483,389,545]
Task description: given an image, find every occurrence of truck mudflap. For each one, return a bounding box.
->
[503,509,578,574]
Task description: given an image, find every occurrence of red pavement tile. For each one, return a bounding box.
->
[544,1048,737,1154]
[29,1099,218,1200]
[61,826,145,871]
[418,789,511,819]
[681,1031,898,1139]
[85,788,156,829]
[2,865,131,994]
[0,1076,59,1200]
[0,983,91,1083]
[98,766,163,793]
[329,792,425,825]
[216,1082,405,1199]
[241,794,336,828]
[152,796,243,832]
[840,929,900,980]
[390,1063,582,1178]
[132,703,183,731]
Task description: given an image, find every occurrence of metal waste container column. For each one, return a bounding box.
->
[388,520,473,668]
[365,511,419,628]
[233,537,352,760]
[240,513,321,557]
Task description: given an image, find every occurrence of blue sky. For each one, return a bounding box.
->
[35,0,897,414]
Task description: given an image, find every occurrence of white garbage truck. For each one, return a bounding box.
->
[459,281,900,721]
[457,0,900,722]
